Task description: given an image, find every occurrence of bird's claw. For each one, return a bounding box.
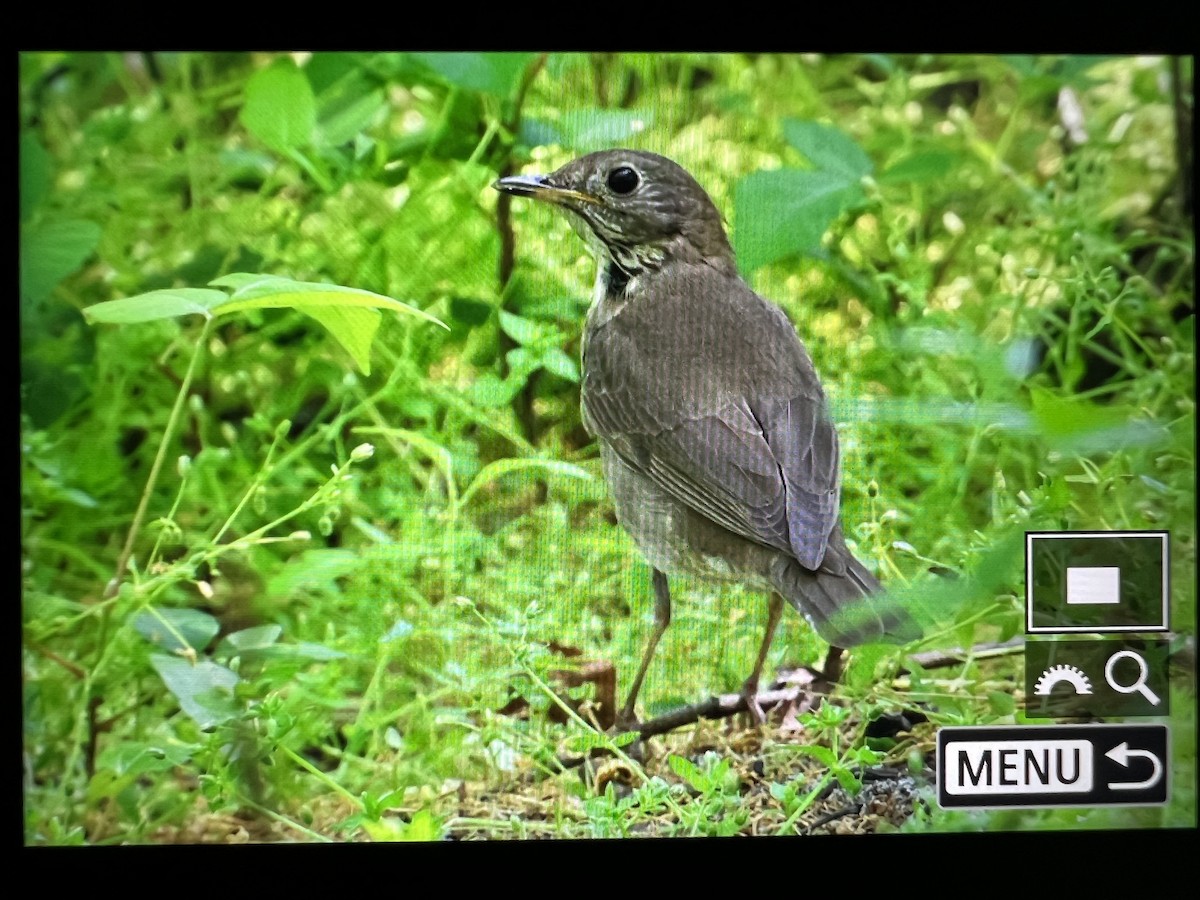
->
[742,683,769,726]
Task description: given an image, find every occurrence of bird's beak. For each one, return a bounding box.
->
[493,174,599,207]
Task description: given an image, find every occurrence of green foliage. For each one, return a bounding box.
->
[19,51,1194,844]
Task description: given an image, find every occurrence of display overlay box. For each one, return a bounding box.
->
[1026,531,1169,633]
[938,725,1169,809]
[1025,638,1171,718]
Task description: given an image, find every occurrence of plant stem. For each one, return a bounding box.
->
[105,316,214,600]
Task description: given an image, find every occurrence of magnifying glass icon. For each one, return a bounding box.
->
[1104,650,1161,706]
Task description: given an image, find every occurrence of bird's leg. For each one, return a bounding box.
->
[741,592,785,724]
[822,645,845,684]
[618,568,671,727]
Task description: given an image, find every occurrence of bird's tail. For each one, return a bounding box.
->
[769,547,921,648]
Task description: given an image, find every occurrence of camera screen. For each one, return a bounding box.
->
[20,52,1194,844]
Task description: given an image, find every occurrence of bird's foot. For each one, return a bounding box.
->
[740,681,769,726]
[613,704,642,734]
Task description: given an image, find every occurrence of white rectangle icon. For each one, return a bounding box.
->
[943,740,1094,795]
[1066,566,1120,605]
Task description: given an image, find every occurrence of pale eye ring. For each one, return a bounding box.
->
[606,166,640,195]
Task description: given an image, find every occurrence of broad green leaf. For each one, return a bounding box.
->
[733,169,860,273]
[782,119,873,179]
[219,624,284,653]
[20,132,51,222]
[240,59,316,153]
[988,691,1016,716]
[217,637,346,663]
[133,608,221,653]
[210,273,448,330]
[842,644,888,690]
[21,220,103,304]
[539,347,580,382]
[878,150,962,185]
[315,72,386,147]
[1028,387,1164,450]
[1029,387,1129,438]
[498,310,544,346]
[469,372,521,408]
[556,108,654,152]
[82,288,228,324]
[302,304,381,374]
[410,52,536,96]
[505,347,541,381]
[150,654,241,729]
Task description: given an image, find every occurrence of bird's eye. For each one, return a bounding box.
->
[606,166,640,195]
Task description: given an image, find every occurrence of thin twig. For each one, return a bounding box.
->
[903,636,1024,671]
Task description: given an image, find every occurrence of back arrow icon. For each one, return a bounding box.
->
[1105,741,1164,791]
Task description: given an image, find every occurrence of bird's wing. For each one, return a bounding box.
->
[583,272,842,571]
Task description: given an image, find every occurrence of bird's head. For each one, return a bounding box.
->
[493,150,735,277]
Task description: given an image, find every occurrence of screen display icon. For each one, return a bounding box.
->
[1025,639,1171,717]
[1026,531,1169,633]
[938,725,1169,809]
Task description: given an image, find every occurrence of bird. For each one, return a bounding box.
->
[494,149,919,725]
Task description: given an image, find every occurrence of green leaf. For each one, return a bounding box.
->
[410,52,536,96]
[843,644,889,690]
[21,219,103,304]
[556,108,654,152]
[20,132,51,222]
[567,731,638,752]
[539,347,580,382]
[878,150,961,185]
[150,654,241,729]
[468,372,521,408]
[215,623,345,662]
[240,59,316,153]
[302,304,381,375]
[133,608,221,653]
[793,744,838,767]
[497,310,544,346]
[1028,387,1164,450]
[220,624,284,652]
[782,119,873,179]
[226,641,346,663]
[315,80,386,147]
[733,169,861,273]
[82,288,228,324]
[210,273,448,330]
[1029,387,1127,438]
[458,457,591,509]
[988,691,1016,716]
[667,754,707,790]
